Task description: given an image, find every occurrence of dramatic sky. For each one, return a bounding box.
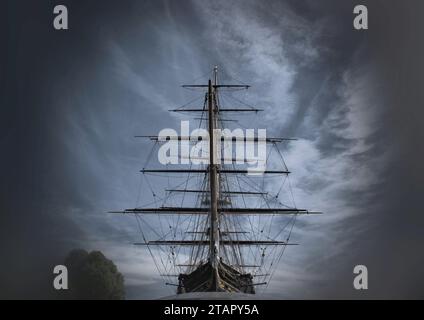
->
[1,0,424,299]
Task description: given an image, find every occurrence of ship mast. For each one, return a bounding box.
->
[208,67,220,272]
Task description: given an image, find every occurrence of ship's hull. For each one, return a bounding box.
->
[177,260,255,294]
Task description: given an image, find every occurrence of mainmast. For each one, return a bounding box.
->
[208,67,220,273]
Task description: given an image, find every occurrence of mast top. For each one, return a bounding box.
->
[214,65,218,86]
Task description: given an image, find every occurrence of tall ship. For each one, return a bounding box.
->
[111,67,320,296]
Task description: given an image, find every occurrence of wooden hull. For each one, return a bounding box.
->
[177,260,255,294]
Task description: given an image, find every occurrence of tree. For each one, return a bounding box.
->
[64,249,125,300]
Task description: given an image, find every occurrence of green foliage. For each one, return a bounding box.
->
[64,249,125,300]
